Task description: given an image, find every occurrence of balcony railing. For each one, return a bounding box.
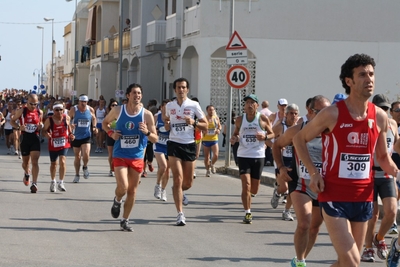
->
[123,31,130,49]
[166,13,181,41]
[96,41,102,57]
[147,20,166,45]
[104,37,109,55]
[184,4,201,36]
[131,25,141,48]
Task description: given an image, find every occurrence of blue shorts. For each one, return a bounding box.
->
[202,141,218,147]
[49,148,69,162]
[319,201,373,222]
[154,143,167,156]
[96,122,103,130]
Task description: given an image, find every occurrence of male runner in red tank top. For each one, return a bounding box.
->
[293,54,400,267]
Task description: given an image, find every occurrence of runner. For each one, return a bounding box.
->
[69,94,97,183]
[106,99,118,177]
[12,99,23,158]
[42,101,74,192]
[102,83,158,232]
[164,78,208,226]
[3,100,15,154]
[273,95,330,267]
[153,99,171,201]
[95,98,107,153]
[359,94,398,262]
[293,53,400,267]
[202,105,222,177]
[230,94,274,224]
[269,98,288,126]
[10,93,44,193]
[390,100,400,235]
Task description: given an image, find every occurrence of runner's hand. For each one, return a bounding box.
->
[310,173,324,193]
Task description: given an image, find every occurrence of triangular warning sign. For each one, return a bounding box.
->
[226,31,247,50]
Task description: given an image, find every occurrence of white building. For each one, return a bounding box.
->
[65,0,400,120]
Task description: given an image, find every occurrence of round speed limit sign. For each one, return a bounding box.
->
[226,65,250,89]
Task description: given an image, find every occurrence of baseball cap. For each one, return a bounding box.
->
[372,94,391,108]
[243,94,259,103]
[278,98,288,106]
[332,93,347,104]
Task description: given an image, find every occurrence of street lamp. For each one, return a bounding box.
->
[66,0,77,102]
[44,17,54,96]
[33,69,40,89]
[36,26,44,87]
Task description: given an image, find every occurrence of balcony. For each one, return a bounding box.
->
[184,4,201,36]
[96,41,102,57]
[131,25,141,49]
[113,31,131,53]
[146,20,166,52]
[166,13,181,48]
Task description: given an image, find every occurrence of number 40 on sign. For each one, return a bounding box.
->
[226,65,250,89]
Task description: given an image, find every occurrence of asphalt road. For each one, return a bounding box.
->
[0,139,392,266]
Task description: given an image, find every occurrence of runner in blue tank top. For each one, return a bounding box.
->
[102,83,158,232]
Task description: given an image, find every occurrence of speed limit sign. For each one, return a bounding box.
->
[226,65,250,89]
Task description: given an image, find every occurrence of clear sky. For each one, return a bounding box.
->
[0,0,76,90]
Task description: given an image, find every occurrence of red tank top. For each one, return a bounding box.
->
[320,100,378,202]
[20,107,41,134]
[48,115,70,151]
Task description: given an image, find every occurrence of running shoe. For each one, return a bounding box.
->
[83,167,89,179]
[282,210,294,221]
[211,165,216,174]
[120,219,133,232]
[23,173,30,186]
[111,197,121,218]
[148,163,154,172]
[193,172,196,179]
[154,184,161,199]
[389,223,399,235]
[282,195,287,204]
[182,193,189,206]
[18,153,21,159]
[141,171,147,178]
[30,183,38,193]
[95,148,99,153]
[291,257,306,267]
[373,234,388,260]
[58,183,66,192]
[243,213,252,224]
[251,194,257,197]
[176,212,186,226]
[386,237,400,267]
[7,148,10,155]
[270,188,281,209]
[206,170,211,177]
[361,247,375,262]
[50,181,56,192]
[10,145,15,154]
[73,175,80,183]
[14,150,18,156]
[109,170,115,177]
[99,148,103,153]
[160,189,167,202]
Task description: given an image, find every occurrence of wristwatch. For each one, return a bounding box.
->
[146,131,151,136]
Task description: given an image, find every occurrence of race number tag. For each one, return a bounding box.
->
[338,153,370,179]
[242,134,258,148]
[78,119,89,127]
[172,123,188,135]
[282,145,293,158]
[120,135,139,149]
[53,137,66,148]
[207,129,216,135]
[25,123,37,133]
[299,161,322,179]
[158,133,168,145]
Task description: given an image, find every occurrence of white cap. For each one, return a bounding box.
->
[79,95,89,102]
[278,98,288,105]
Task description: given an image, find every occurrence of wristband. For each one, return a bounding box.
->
[146,131,151,136]
[107,130,114,137]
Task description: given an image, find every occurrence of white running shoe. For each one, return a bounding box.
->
[83,167,89,179]
[206,170,211,177]
[73,175,80,183]
[50,181,57,192]
[176,212,186,226]
[282,210,294,221]
[109,170,115,177]
[182,193,189,206]
[14,150,18,156]
[58,182,66,192]
[211,165,216,174]
[160,189,167,201]
[154,184,161,199]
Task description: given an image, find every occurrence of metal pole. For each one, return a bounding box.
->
[118,0,123,103]
[51,19,54,96]
[225,0,235,168]
[73,0,77,103]
[40,28,44,86]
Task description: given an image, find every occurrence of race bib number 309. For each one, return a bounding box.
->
[338,153,370,179]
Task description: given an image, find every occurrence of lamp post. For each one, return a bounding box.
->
[36,26,44,87]
[33,69,40,89]
[66,0,77,103]
[44,17,54,96]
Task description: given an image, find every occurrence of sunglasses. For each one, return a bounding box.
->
[381,106,389,112]
[312,108,321,114]
[111,104,118,107]
[29,102,38,106]
[392,108,400,113]
[54,109,63,112]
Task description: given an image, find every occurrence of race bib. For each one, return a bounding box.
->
[338,153,370,179]
[78,119,89,127]
[242,134,258,148]
[207,129,216,135]
[299,161,322,179]
[120,135,139,149]
[25,123,37,133]
[53,137,66,148]
[282,145,293,158]
[158,133,168,145]
[172,123,188,134]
